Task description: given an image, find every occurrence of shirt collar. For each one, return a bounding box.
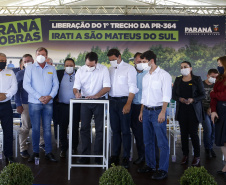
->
[117,60,124,68]
[64,70,75,76]
[149,66,160,75]
[35,62,49,68]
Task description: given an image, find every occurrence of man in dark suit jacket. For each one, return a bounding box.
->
[54,58,81,158]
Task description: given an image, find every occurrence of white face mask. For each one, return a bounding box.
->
[136,63,149,71]
[181,68,190,76]
[36,55,46,64]
[110,60,118,68]
[208,77,216,84]
[65,67,74,74]
[24,62,32,68]
[86,65,95,72]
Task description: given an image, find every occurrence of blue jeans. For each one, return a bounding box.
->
[143,108,169,172]
[29,103,53,154]
[202,112,215,149]
[110,98,131,158]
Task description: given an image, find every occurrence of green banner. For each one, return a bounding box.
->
[0,18,42,46]
[49,30,178,41]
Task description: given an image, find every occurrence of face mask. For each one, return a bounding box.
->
[24,62,32,68]
[208,77,216,84]
[0,62,6,69]
[181,68,190,76]
[136,63,144,71]
[86,65,95,72]
[217,66,224,75]
[142,63,150,70]
[110,60,118,68]
[65,67,74,74]
[36,55,46,64]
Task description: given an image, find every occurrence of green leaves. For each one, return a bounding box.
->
[0,163,34,185]
[99,164,135,185]
[179,166,217,185]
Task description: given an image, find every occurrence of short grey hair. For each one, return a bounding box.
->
[47,57,53,63]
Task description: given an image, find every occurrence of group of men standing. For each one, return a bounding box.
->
[0,47,172,180]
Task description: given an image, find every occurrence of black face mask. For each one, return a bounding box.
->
[0,62,6,69]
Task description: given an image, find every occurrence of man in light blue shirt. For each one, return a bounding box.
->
[23,47,59,162]
[54,58,81,158]
[131,52,148,165]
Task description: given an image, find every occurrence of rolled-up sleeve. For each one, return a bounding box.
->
[128,67,139,94]
[102,66,111,88]
[162,72,172,103]
[49,68,59,98]
[5,71,17,99]
[73,69,81,90]
[23,65,42,100]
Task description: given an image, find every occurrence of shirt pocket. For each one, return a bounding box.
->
[117,75,127,85]
[152,81,161,90]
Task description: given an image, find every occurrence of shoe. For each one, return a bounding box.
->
[133,156,145,165]
[122,157,129,169]
[109,156,119,166]
[95,158,102,165]
[181,156,188,165]
[72,149,77,155]
[191,157,200,166]
[217,170,226,174]
[77,157,90,164]
[6,156,15,163]
[45,153,57,162]
[60,151,66,158]
[152,170,168,180]
[28,152,39,162]
[205,149,212,158]
[39,144,45,152]
[20,150,30,159]
[137,165,156,173]
[211,149,216,158]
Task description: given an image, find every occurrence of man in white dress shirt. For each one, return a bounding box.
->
[107,48,138,168]
[139,50,172,180]
[73,52,111,164]
[0,53,17,163]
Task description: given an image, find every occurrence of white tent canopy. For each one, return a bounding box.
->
[0,0,225,15]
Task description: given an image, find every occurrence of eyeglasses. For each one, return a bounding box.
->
[69,75,73,82]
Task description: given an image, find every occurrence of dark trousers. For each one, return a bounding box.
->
[0,101,13,157]
[178,105,200,157]
[131,104,145,158]
[80,103,104,155]
[110,98,131,158]
[58,103,81,152]
[52,101,59,140]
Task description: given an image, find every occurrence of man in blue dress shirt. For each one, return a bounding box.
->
[23,47,59,162]
[15,54,44,159]
[54,58,81,158]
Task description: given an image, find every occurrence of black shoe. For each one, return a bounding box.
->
[122,157,129,169]
[137,165,156,173]
[6,156,15,163]
[95,158,102,165]
[152,170,168,180]
[133,156,145,165]
[39,144,45,152]
[45,153,57,162]
[77,157,90,164]
[72,149,78,155]
[211,149,216,158]
[217,170,226,174]
[20,150,30,159]
[60,151,66,158]
[205,149,212,158]
[28,152,39,162]
[109,156,119,166]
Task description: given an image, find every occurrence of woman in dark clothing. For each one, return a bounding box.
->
[172,61,205,166]
[210,56,226,177]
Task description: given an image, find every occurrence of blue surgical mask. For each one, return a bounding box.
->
[217,66,224,75]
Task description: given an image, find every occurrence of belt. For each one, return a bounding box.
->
[144,106,162,111]
[81,96,106,100]
[110,96,128,100]
[0,100,10,104]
